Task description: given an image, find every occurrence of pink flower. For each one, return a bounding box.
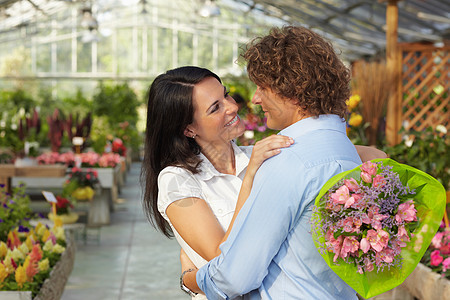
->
[349,193,365,209]
[340,236,360,259]
[431,232,444,249]
[361,161,378,176]
[430,250,443,266]
[331,185,350,205]
[325,229,344,262]
[372,174,386,188]
[395,200,417,224]
[397,225,410,243]
[339,217,362,233]
[367,206,389,230]
[361,172,372,183]
[442,257,450,272]
[366,229,389,252]
[364,257,374,272]
[376,248,395,264]
[360,238,370,253]
[344,178,359,192]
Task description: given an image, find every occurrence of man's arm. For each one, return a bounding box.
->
[192,153,305,299]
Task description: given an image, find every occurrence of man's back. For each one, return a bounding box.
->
[197,115,362,299]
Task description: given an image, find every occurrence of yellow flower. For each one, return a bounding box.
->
[0,263,8,284]
[346,94,361,110]
[38,258,49,272]
[42,229,51,243]
[25,235,36,251]
[43,240,54,252]
[4,255,15,275]
[0,242,7,259]
[15,265,27,288]
[348,113,363,127]
[52,244,65,254]
[36,223,46,237]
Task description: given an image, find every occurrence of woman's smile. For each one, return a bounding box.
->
[225,115,240,127]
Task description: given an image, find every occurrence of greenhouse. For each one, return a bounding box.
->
[0,0,448,299]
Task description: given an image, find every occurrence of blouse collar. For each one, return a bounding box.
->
[196,141,249,181]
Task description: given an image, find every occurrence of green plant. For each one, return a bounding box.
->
[0,184,33,241]
[384,126,449,190]
[92,82,142,153]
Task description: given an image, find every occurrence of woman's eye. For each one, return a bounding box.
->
[211,104,219,113]
[224,90,230,98]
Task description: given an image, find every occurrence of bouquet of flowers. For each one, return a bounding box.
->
[63,168,100,201]
[312,158,446,298]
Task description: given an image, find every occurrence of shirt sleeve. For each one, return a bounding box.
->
[196,151,308,299]
[157,166,203,220]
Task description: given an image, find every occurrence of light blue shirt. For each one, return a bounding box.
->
[196,115,362,299]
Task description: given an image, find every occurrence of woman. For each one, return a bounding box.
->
[141,66,385,298]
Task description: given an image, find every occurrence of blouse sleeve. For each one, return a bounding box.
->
[157,166,203,220]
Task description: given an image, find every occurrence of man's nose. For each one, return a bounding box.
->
[251,88,261,105]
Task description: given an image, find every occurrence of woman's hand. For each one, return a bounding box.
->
[247,135,294,177]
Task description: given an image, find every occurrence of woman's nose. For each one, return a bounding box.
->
[225,98,238,114]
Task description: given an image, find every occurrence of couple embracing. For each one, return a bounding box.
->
[142,26,386,299]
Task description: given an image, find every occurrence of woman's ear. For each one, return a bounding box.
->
[184,126,195,138]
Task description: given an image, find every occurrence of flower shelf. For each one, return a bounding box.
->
[0,232,75,300]
[15,165,66,177]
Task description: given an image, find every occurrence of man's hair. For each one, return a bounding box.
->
[243,26,350,118]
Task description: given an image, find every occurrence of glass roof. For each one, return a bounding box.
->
[0,0,448,63]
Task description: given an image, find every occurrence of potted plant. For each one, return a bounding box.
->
[62,167,99,202]
[47,195,78,224]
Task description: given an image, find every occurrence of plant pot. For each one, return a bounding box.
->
[402,263,450,300]
[48,212,79,224]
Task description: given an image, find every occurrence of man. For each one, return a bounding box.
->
[181,25,361,299]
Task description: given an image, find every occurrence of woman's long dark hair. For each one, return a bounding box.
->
[141,66,221,237]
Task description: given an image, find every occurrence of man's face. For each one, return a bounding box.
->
[251,86,300,130]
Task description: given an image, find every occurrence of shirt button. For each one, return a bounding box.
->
[218,209,223,213]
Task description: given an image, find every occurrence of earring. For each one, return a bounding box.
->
[191,134,196,139]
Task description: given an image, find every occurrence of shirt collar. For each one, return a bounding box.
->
[278,114,346,139]
[196,141,249,181]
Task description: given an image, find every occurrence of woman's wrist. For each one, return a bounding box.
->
[180,268,198,297]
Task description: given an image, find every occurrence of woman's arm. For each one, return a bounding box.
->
[166,135,293,262]
[355,145,387,162]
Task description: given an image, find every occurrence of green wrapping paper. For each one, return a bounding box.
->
[311,158,446,298]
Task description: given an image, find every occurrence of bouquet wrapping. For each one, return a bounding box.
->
[312,158,446,298]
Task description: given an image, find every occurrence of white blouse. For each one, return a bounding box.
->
[157,142,252,269]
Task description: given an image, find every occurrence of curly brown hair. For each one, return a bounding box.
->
[243,26,350,118]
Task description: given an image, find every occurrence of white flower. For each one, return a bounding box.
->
[52,244,65,254]
[0,121,5,128]
[244,130,254,140]
[436,125,447,134]
[43,240,54,252]
[405,139,413,147]
[52,227,66,241]
[11,124,17,130]
[18,108,25,117]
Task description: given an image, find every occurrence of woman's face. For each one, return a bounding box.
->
[186,77,245,147]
